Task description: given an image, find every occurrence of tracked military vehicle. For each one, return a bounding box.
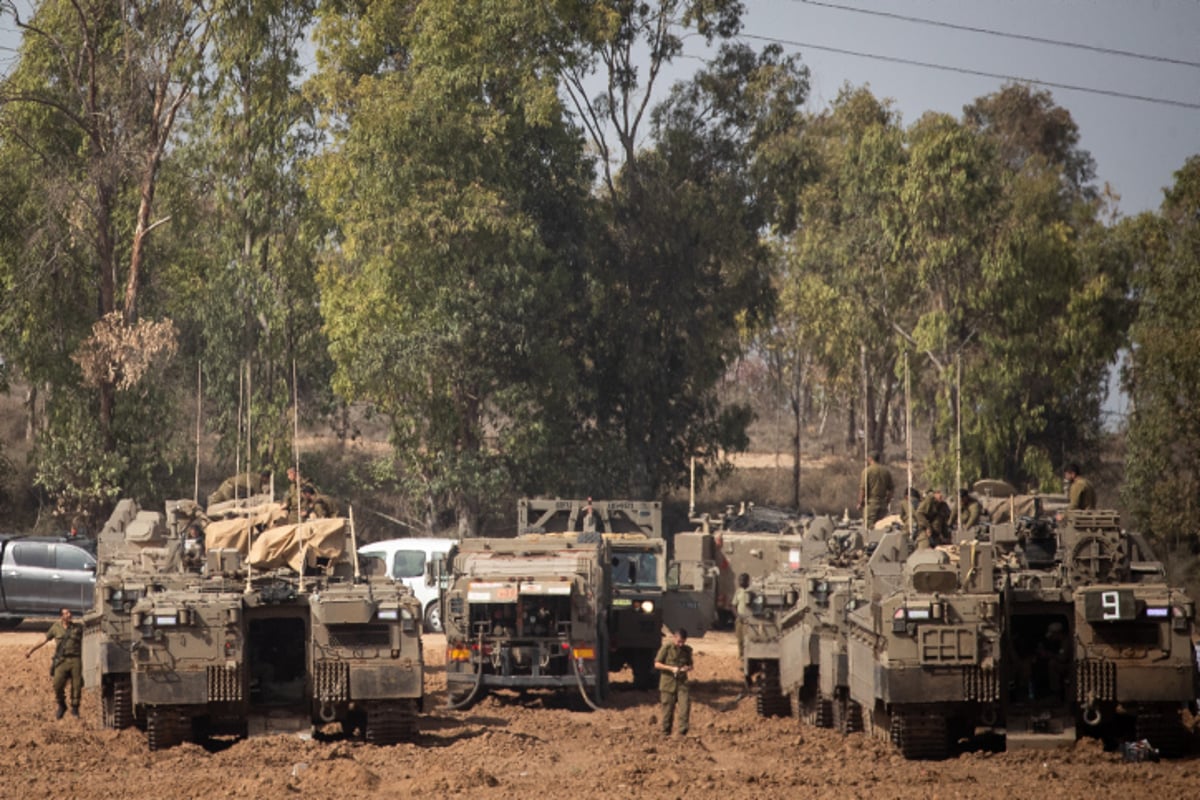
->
[119,514,423,749]
[840,530,1004,758]
[995,508,1195,755]
[439,534,610,708]
[745,516,870,726]
[673,502,810,630]
[84,498,214,729]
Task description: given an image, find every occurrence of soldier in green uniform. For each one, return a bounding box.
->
[26,607,84,719]
[654,628,694,736]
[1064,464,1096,510]
[300,485,341,520]
[732,573,751,667]
[915,488,951,548]
[857,452,895,528]
[283,467,317,522]
[953,488,983,531]
[207,468,271,506]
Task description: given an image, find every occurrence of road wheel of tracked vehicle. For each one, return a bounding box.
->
[423,601,442,633]
[102,676,134,730]
[834,695,863,735]
[890,710,948,760]
[755,662,791,718]
[364,699,418,745]
[807,694,834,729]
[1134,705,1187,758]
[146,706,188,751]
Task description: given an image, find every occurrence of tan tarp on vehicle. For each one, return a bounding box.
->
[203,503,287,553]
[247,518,348,572]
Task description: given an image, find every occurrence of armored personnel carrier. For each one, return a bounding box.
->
[673,502,810,630]
[439,534,610,708]
[996,508,1195,755]
[842,530,1004,758]
[743,515,870,726]
[113,513,423,749]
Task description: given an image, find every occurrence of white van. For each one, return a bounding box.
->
[358,537,456,632]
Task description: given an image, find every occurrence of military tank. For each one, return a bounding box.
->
[118,512,423,749]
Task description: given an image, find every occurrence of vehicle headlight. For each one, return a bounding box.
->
[377,608,399,621]
[639,600,655,614]
[154,614,178,627]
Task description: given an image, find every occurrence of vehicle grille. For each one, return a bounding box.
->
[1076,658,1117,702]
[313,660,350,702]
[962,665,999,701]
[207,664,242,702]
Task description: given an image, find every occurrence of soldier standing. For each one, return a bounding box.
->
[857,452,894,528]
[732,573,751,670]
[26,607,84,719]
[1064,464,1096,510]
[654,628,694,736]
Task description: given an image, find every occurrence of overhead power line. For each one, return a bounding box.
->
[795,0,1200,69]
[739,32,1200,110]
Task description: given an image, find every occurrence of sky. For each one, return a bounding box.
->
[2,1,1196,214]
[725,0,1200,216]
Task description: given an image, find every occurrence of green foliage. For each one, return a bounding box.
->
[770,84,1121,492]
[310,0,594,533]
[1123,156,1200,544]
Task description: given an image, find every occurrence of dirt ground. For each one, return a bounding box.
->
[0,623,1197,800]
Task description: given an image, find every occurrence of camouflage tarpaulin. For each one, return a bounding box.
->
[247,518,348,572]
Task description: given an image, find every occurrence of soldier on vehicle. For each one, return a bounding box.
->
[899,487,921,533]
[300,484,341,520]
[953,488,984,531]
[207,468,272,506]
[1064,464,1096,510]
[915,488,951,548]
[857,452,894,529]
[283,466,317,522]
[25,607,84,719]
[655,628,694,736]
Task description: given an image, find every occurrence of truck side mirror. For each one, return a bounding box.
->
[666,562,680,590]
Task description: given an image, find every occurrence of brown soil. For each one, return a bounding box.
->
[1,622,1197,799]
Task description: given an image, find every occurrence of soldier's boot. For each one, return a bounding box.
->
[55,702,66,720]
[70,706,80,718]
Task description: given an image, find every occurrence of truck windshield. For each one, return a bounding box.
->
[612,552,658,587]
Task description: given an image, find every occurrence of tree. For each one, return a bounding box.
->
[576,40,809,497]
[0,1,211,519]
[1123,156,1200,561]
[309,0,594,534]
[166,0,327,472]
[773,87,908,473]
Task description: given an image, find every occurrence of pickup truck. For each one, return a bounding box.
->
[0,535,97,628]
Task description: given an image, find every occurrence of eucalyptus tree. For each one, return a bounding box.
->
[1123,156,1200,557]
[309,0,594,534]
[0,0,212,518]
[168,0,326,470]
